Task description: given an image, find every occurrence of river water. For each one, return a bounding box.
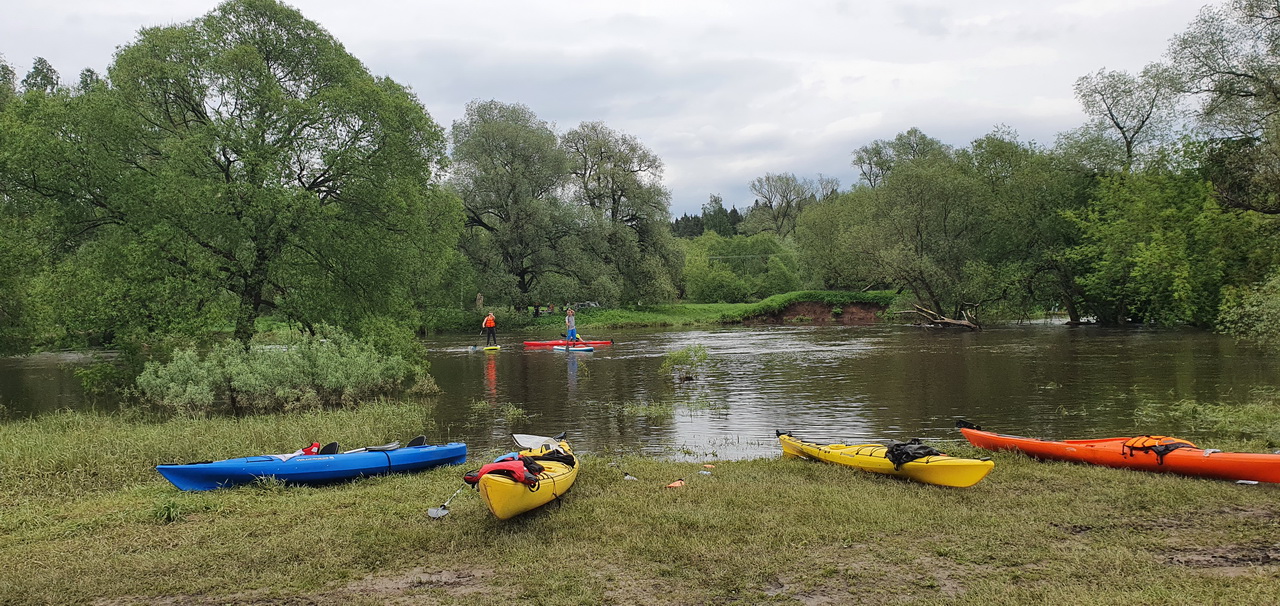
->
[426,324,1278,458]
[4,325,1278,459]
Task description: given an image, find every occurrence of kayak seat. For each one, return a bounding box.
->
[407,435,427,447]
[319,442,340,455]
[529,450,576,468]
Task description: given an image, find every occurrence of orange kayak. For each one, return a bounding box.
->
[957,421,1280,483]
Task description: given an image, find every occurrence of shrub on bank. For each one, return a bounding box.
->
[719,290,898,322]
[136,326,421,414]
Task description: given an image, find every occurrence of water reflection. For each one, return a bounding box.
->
[4,325,1280,460]
[424,325,1280,459]
[566,351,579,396]
[0,353,92,417]
[483,350,497,405]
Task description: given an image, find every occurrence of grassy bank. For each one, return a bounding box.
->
[515,290,899,334]
[528,303,748,331]
[3,405,1279,605]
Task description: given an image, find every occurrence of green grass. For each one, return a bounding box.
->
[527,303,748,331]
[2,407,1280,604]
[0,400,442,497]
[1135,391,1280,448]
[718,289,897,323]
[515,290,899,334]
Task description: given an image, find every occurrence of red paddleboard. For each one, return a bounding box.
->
[523,340,612,347]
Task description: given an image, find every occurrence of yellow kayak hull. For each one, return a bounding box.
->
[478,440,579,519]
[778,433,992,488]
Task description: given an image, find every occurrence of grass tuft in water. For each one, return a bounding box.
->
[1134,389,1280,449]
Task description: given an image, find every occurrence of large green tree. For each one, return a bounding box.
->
[738,172,823,239]
[812,128,1086,323]
[562,121,680,304]
[0,0,462,346]
[1073,66,1178,170]
[1168,0,1280,213]
[701,194,739,237]
[1067,148,1278,326]
[20,57,59,94]
[450,99,580,307]
[961,130,1097,322]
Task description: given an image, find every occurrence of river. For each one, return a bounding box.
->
[3,324,1278,459]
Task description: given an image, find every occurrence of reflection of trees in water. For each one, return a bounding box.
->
[10,328,1280,457]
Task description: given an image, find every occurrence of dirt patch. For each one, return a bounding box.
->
[1165,543,1280,572]
[743,301,885,326]
[94,567,497,606]
[338,566,493,600]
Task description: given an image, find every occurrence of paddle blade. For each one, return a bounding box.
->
[428,485,466,519]
[427,506,450,519]
[512,433,559,449]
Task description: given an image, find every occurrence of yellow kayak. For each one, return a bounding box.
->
[474,435,579,520]
[777,431,993,488]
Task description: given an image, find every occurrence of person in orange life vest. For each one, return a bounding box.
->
[482,312,497,346]
[565,308,578,342]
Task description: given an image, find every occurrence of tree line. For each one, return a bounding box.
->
[5,0,1280,368]
[671,0,1280,340]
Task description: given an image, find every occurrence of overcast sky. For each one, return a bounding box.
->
[3,0,1211,217]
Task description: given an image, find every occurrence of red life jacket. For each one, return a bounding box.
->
[301,442,321,455]
[483,315,496,327]
[463,460,539,486]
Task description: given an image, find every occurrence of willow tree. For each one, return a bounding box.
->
[450,99,578,307]
[1073,66,1178,170]
[1,0,461,346]
[738,173,818,239]
[562,121,680,304]
[1168,0,1280,214]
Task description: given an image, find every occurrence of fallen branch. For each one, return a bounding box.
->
[896,304,981,330]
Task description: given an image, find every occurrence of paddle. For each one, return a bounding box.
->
[427,484,467,519]
[511,431,567,450]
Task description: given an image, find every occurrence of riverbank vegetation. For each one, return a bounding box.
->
[135,325,438,415]
[2,400,1279,604]
[7,0,1280,395]
[508,290,898,334]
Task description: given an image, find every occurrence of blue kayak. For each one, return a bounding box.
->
[156,437,467,491]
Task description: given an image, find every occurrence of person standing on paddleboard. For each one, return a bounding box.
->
[483,312,498,346]
[565,308,579,343]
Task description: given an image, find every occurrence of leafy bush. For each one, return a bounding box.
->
[660,344,709,382]
[136,326,416,414]
[681,232,801,303]
[686,261,750,303]
[718,290,897,322]
[1219,271,1280,346]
